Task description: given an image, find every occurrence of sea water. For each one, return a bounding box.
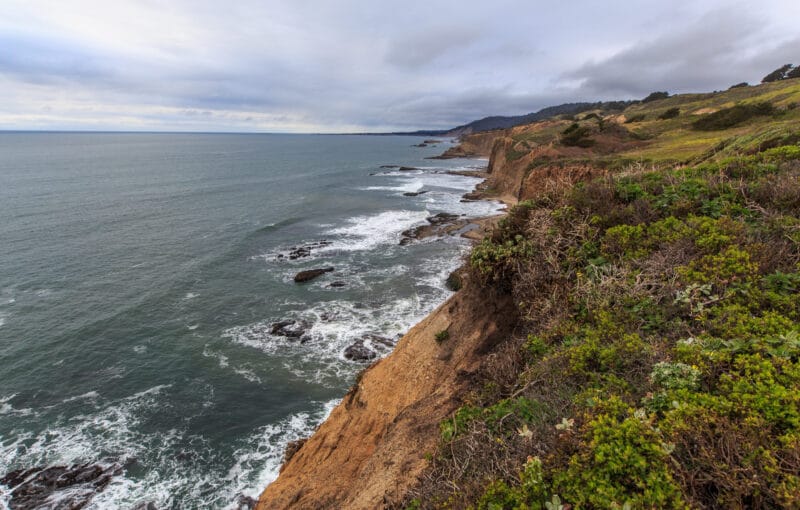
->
[0,133,501,508]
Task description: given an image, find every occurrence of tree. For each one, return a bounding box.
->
[642,91,669,103]
[762,64,793,83]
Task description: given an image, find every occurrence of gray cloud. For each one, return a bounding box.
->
[0,0,798,132]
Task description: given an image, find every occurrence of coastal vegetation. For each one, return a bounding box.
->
[402,77,800,509]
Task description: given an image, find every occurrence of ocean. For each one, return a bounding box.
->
[0,133,500,508]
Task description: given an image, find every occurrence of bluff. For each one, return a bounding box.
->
[259,77,800,509]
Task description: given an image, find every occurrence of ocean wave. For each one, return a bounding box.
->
[321,210,429,252]
[361,178,424,194]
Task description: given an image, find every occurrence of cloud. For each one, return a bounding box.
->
[0,0,799,131]
[563,8,800,98]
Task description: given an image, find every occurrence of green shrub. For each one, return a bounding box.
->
[560,123,595,147]
[642,91,670,103]
[658,107,680,120]
[692,102,776,131]
[552,406,686,509]
[435,330,450,343]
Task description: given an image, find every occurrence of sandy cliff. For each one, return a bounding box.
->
[257,278,515,509]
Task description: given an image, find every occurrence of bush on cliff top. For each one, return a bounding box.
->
[406,143,800,510]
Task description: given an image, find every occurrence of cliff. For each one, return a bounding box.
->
[259,78,800,509]
[257,274,515,509]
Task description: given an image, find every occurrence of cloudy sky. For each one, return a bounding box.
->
[1,0,798,132]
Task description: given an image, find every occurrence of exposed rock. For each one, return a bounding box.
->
[398,166,418,171]
[426,212,461,225]
[1,461,122,510]
[423,139,443,144]
[282,439,307,469]
[379,165,399,169]
[343,340,377,361]
[281,241,332,261]
[233,494,258,510]
[294,267,334,283]
[412,143,428,147]
[362,333,394,348]
[270,320,306,339]
[399,213,470,245]
[402,190,428,197]
[446,271,463,291]
[328,281,347,288]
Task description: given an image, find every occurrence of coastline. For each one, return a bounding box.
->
[256,142,508,508]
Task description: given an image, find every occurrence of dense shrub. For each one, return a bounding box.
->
[692,102,775,131]
[729,82,749,89]
[560,123,595,147]
[658,107,680,120]
[642,91,670,103]
[762,64,795,83]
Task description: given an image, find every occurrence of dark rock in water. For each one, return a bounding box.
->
[398,166,418,171]
[413,143,428,147]
[344,340,377,361]
[233,494,258,510]
[1,461,122,510]
[294,267,334,283]
[427,212,461,225]
[282,240,332,261]
[379,165,399,169]
[403,190,428,197]
[132,502,159,510]
[328,281,346,288]
[270,320,306,339]
[424,139,443,144]
[362,333,395,348]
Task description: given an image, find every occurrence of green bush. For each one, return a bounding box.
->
[642,91,670,103]
[435,330,450,343]
[692,102,776,131]
[658,107,680,120]
[560,123,595,148]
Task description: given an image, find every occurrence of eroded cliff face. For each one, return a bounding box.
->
[435,130,504,159]
[257,280,516,510]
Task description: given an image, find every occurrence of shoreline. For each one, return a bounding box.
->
[256,145,508,508]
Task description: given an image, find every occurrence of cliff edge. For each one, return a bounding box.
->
[257,279,515,509]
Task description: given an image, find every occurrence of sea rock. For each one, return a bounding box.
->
[233,494,258,510]
[294,267,334,283]
[413,143,428,147]
[399,212,470,245]
[270,320,306,339]
[344,340,377,361]
[328,281,347,288]
[423,139,443,144]
[1,461,122,510]
[398,166,418,171]
[379,165,399,169]
[282,241,332,261]
[362,333,395,348]
[403,191,428,197]
[426,212,461,225]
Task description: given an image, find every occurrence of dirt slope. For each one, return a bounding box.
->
[257,280,515,509]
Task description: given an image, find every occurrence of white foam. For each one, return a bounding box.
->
[225,399,339,506]
[62,391,100,403]
[184,292,199,300]
[321,210,429,252]
[362,178,424,194]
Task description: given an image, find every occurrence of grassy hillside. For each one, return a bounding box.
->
[401,80,800,509]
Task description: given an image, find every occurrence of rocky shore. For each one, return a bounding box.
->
[256,141,505,509]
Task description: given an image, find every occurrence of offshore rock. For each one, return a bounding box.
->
[343,340,377,361]
[294,267,334,283]
[1,461,122,510]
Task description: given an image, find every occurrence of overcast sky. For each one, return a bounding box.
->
[1,0,798,132]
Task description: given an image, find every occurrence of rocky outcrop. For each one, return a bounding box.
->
[257,280,516,509]
[427,130,502,159]
[294,267,334,283]
[1,461,123,510]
